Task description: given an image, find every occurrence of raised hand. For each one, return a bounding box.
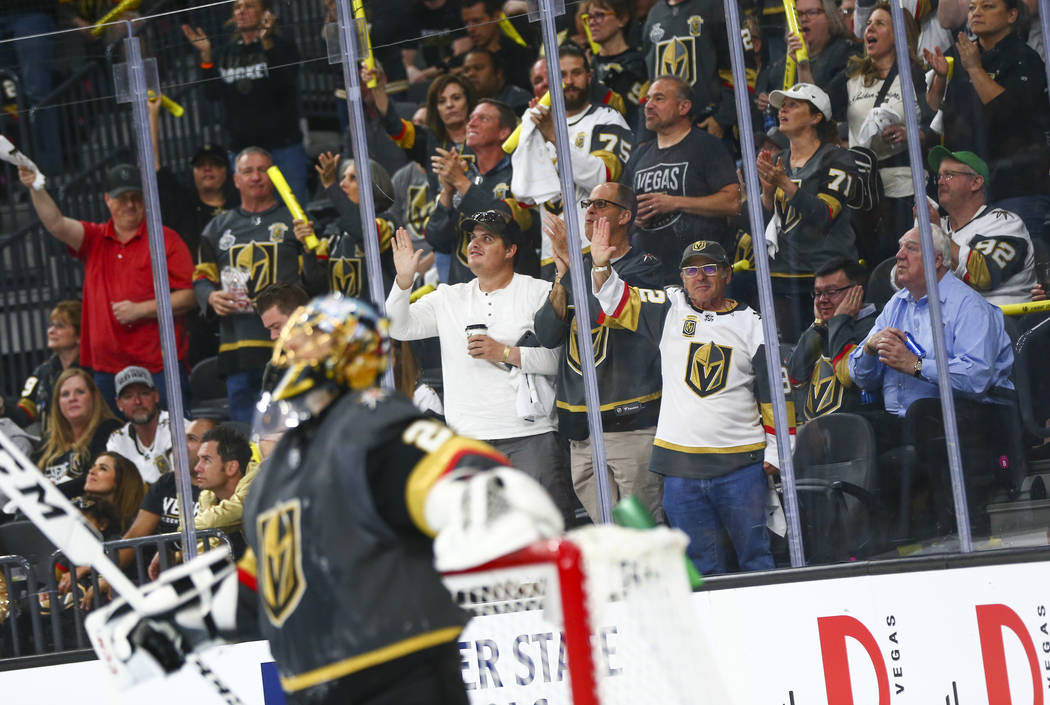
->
[542,211,570,274]
[315,152,340,189]
[589,216,613,266]
[181,25,212,64]
[392,227,423,290]
[833,285,864,319]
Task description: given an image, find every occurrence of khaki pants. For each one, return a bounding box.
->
[570,428,664,523]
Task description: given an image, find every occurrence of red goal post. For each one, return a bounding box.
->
[443,525,718,705]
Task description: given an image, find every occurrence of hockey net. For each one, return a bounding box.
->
[442,525,712,705]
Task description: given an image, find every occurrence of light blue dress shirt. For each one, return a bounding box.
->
[848,272,1014,417]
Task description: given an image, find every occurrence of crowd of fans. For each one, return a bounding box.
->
[0,0,1048,624]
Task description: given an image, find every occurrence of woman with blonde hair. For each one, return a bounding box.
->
[831,1,933,264]
[35,368,121,494]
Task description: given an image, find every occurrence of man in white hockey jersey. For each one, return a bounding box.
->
[590,228,794,575]
[513,44,633,273]
[927,146,1035,306]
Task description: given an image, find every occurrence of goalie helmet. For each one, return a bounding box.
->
[253,294,390,436]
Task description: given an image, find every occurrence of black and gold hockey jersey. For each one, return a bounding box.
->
[786,306,877,421]
[194,204,315,373]
[312,183,397,300]
[770,142,859,279]
[240,388,507,696]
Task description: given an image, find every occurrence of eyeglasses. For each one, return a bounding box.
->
[811,285,853,299]
[585,9,615,21]
[681,264,720,277]
[581,198,629,211]
[937,170,978,182]
[798,8,826,18]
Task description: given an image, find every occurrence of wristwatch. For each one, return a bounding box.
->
[912,357,923,378]
[592,265,610,273]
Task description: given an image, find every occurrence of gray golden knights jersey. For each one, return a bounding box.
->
[241,388,508,695]
[641,0,733,125]
[771,143,859,278]
[194,204,306,372]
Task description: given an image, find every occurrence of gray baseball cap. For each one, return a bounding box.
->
[115,365,155,397]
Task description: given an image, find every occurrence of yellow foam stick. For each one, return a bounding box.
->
[782,0,809,64]
[580,15,602,56]
[732,259,752,272]
[147,90,184,118]
[783,53,797,90]
[999,299,1050,317]
[267,165,319,251]
[497,12,528,47]
[945,56,955,82]
[352,0,377,88]
[91,0,142,36]
[502,91,551,153]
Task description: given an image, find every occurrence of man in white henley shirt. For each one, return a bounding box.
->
[386,208,577,523]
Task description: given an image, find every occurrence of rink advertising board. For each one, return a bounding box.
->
[3,551,1050,704]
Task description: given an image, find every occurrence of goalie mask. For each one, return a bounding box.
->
[253,294,390,437]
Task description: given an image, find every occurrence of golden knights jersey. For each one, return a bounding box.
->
[315,187,397,300]
[594,268,794,478]
[194,204,309,372]
[241,388,506,695]
[517,104,632,265]
[787,305,877,421]
[641,0,734,125]
[594,49,649,128]
[771,142,859,278]
[943,205,1036,306]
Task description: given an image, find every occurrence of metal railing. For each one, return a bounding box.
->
[0,528,230,657]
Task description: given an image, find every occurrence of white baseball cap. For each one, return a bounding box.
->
[769,82,833,121]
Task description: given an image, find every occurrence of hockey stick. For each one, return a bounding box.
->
[0,429,245,705]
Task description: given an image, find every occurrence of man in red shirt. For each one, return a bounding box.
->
[19,163,196,411]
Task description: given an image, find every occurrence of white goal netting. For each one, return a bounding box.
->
[444,525,726,705]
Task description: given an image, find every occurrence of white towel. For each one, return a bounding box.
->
[0,135,45,190]
[508,367,556,422]
[510,107,561,206]
[763,211,780,259]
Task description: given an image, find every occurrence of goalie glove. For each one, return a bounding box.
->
[425,467,564,572]
[85,547,239,690]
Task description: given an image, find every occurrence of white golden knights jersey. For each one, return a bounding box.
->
[526,103,632,265]
[594,268,794,479]
[942,205,1036,306]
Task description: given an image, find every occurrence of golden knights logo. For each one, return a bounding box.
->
[775,179,804,233]
[330,257,363,297]
[567,317,610,375]
[684,341,733,397]
[406,183,435,238]
[806,355,843,418]
[231,241,279,295]
[268,222,289,243]
[656,37,697,85]
[682,316,697,337]
[257,498,307,627]
[687,15,704,36]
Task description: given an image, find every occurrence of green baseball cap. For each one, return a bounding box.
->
[928,145,989,182]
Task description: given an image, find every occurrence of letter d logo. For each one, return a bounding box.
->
[817,615,890,705]
[975,604,1042,705]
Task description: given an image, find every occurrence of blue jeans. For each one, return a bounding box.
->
[269,142,309,207]
[226,368,265,424]
[662,463,774,576]
[95,366,190,419]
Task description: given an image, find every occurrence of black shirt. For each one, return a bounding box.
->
[941,33,1050,202]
